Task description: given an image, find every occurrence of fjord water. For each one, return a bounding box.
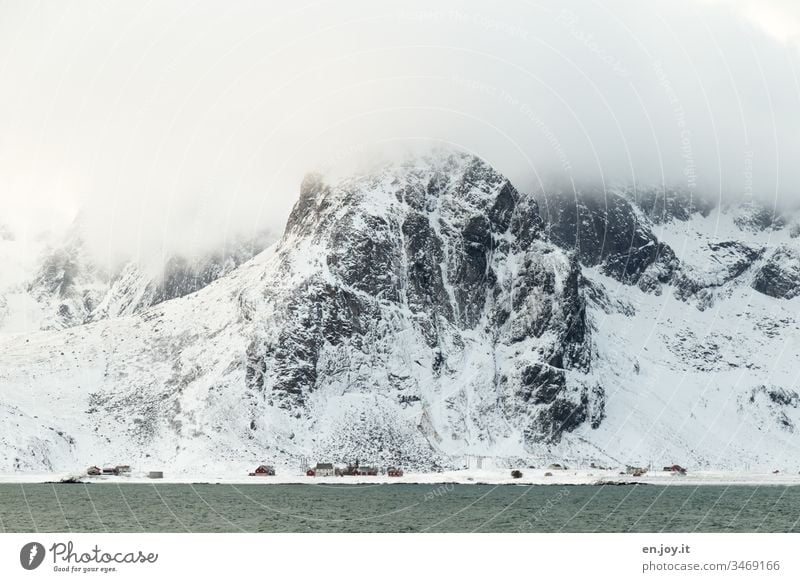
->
[0,484,798,533]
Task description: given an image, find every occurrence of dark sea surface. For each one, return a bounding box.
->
[0,484,798,533]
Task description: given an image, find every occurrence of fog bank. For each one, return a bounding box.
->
[2,0,800,265]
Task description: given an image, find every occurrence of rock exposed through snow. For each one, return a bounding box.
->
[0,150,799,473]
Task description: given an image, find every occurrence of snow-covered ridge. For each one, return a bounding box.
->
[0,224,273,334]
[1,151,799,475]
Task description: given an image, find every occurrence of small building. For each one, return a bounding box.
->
[314,463,335,477]
[663,465,687,475]
[102,467,119,475]
[86,466,101,476]
[147,471,164,479]
[250,465,275,476]
[626,465,648,476]
[116,465,131,474]
[387,467,404,477]
[338,461,377,476]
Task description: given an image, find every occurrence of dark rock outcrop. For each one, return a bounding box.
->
[752,245,800,300]
[246,151,603,448]
[733,201,786,232]
[535,189,679,291]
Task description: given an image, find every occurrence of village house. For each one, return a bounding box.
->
[338,461,378,476]
[314,463,335,477]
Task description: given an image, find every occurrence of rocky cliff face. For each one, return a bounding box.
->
[0,150,799,473]
[535,189,680,292]
[244,153,604,467]
[536,188,799,309]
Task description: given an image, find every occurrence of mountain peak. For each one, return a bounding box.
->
[2,156,800,473]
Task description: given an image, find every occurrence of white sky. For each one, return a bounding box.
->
[1,0,799,263]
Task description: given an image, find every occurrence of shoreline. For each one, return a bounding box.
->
[2,468,800,487]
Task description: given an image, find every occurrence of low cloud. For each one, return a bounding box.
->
[1,0,799,265]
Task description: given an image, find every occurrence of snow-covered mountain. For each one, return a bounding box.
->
[0,225,273,333]
[1,149,799,473]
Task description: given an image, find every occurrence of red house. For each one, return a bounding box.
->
[249,465,275,476]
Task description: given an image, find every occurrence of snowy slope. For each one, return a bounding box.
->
[1,150,799,473]
[0,247,282,471]
[548,194,800,469]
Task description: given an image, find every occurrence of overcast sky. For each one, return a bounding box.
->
[2,0,800,263]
